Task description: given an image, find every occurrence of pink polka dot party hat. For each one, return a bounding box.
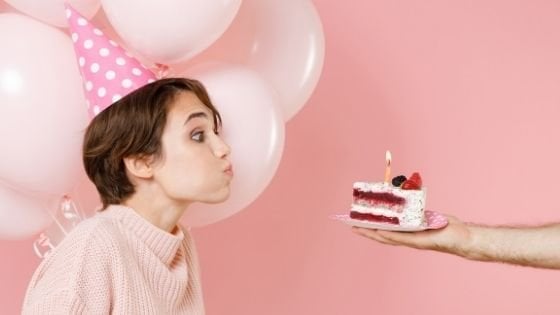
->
[65,4,158,117]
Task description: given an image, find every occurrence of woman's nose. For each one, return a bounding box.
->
[213,136,231,159]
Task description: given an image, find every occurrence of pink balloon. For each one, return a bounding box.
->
[0,185,53,239]
[4,0,100,27]
[0,13,89,195]
[101,0,241,64]
[178,64,285,227]
[183,0,325,121]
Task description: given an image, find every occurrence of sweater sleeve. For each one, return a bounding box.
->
[22,290,88,315]
[22,220,118,314]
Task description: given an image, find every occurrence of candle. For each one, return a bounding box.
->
[384,150,392,183]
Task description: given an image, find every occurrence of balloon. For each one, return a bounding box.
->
[4,0,100,27]
[0,184,53,239]
[178,64,285,226]
[183,0,325,121]
[89,7,152,66]
[101,0,241,64]
[0,13,89,195]
[0,2,15,13]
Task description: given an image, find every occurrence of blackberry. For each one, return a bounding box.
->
[392,175,407,187]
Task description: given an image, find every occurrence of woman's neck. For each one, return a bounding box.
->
[122,191,189,233]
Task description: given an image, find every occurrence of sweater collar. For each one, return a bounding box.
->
[101,204,184,266]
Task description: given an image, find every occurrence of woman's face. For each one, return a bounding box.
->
[152,91,233,204]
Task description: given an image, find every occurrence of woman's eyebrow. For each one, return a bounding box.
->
[184,111,208,125]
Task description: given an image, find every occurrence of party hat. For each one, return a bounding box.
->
[65,4,158,117]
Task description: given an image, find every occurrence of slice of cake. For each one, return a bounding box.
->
[350,173,426,227]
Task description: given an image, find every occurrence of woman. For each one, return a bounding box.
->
[22,77,233,314]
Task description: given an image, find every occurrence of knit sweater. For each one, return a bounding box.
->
[22,205,205,314]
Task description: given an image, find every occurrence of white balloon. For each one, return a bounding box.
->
[0,13,88,195]
[0,185,53,239]
[183,0,325,121]
[0,2,15,13]
[101,0,241,64]
[4,0,100,27]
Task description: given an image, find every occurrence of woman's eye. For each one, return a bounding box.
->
[191,131,205,142]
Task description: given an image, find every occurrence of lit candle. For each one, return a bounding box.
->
[384,150,392,183]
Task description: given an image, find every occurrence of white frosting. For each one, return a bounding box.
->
[351,204,399,218]
[352,181,427,227]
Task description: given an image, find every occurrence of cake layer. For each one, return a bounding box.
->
[352,190,405,205]
[350,211,400,225]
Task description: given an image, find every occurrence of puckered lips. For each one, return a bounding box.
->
[224,164,234,177]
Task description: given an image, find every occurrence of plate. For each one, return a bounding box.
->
[330,210,448,232]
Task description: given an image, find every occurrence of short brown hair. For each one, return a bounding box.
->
[83,77,221,209]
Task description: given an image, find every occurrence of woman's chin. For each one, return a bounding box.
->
[202,189,231,204]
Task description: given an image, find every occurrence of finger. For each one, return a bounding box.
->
[352,227,400,245]
[374,230,432,249]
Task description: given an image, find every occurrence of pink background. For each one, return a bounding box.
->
[3,0,560,314]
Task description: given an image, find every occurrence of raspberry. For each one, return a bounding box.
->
[409,172,423,187]
[401,179,421,190]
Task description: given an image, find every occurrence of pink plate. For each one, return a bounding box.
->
[330,210,448,232]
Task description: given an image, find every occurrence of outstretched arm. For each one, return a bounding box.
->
[353,215,560,269]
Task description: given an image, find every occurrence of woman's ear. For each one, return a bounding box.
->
[123,155,155,179]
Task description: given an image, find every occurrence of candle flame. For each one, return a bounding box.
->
[386,150,392,166]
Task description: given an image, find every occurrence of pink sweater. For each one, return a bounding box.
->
[22,205,205,314]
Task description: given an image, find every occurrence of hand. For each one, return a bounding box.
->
[352,214,472,255]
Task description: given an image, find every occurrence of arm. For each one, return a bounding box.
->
[22,291,88,315]
[22,223,114,314]
[353,215,560,269]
